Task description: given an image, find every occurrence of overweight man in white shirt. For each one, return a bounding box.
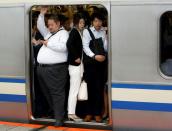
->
[36,7,69,126]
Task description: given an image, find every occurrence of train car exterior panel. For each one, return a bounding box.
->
[111,2,172,130]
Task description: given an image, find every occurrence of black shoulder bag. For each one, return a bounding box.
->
[87,28,106,56]
[83,28,106,64]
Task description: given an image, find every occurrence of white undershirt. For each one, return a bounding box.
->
[37,14,69,64]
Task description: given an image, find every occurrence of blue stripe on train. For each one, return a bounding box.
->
[112,101,172,112]
[0,78,25,83]
[112,83,172,111]
[0,94,26,103]
[112,83,172,90]
[0,78,26,102]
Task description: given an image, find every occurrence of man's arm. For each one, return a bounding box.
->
[37,8,49,38]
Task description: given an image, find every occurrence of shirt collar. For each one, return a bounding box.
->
[60,26,64,30]
[91,26,104,32]
[51,26,64,34]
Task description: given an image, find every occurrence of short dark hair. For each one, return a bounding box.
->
[73,13,85,26]
[48,14,60,23]
[88,6,99,12]
[91,13,104,22]
[58,14,69,25]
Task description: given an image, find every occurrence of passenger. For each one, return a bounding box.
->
[103,84,109,121]
[32,19,51,118]
[87,6,99,17]
[161,59,172,76]
[82,13,108,123]
[86,6,100,27]
[67,13,85,121]
[36,7,69,126]
[76,6,90,27]
[61,16,72,32]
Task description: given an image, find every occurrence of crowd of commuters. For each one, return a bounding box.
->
[31,5,108,127]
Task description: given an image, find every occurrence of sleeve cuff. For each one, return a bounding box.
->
[89,52,95,58]
[39,13,44,17]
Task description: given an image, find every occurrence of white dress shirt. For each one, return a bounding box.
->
[82,26,108,57]
[37,14,69,64]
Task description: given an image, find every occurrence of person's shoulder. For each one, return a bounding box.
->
[71,28,77,32]
[101,27,106,33]
[60,29,69,36]
[70,28,78,34]
[83,28,89,34]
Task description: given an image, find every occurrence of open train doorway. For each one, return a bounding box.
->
[29,4,111,129]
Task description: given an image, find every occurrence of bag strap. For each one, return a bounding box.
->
[87,28,95,40]
[47,28,63,40]
[80,30,84,79]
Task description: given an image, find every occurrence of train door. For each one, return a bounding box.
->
[28,2,112,129]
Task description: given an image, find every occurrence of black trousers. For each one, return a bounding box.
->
[37,64,68,121]
[33,66,50,117]
[84,60,107,116]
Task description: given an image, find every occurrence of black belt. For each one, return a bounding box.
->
[38,62,67,67]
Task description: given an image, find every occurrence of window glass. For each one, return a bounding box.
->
[0,7,25,77]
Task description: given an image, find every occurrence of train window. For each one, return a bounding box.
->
[30,4,111,128]
[0,7,25,77]
[160,12,172,77]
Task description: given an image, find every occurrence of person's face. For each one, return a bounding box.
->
[78,18,85,31]
[48,19,60,33]
[64,20,71,31]
[92,18,102,31]
[88,7,94,16]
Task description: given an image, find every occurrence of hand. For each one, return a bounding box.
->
[32,39,41,45]
[32,38,37,45]
[37,39,42,45]
[75,58,81,64]
[40,7,48,15]
[95,55,105,62]
[40,40,48,46]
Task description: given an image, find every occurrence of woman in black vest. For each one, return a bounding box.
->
[67,13,85,121]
